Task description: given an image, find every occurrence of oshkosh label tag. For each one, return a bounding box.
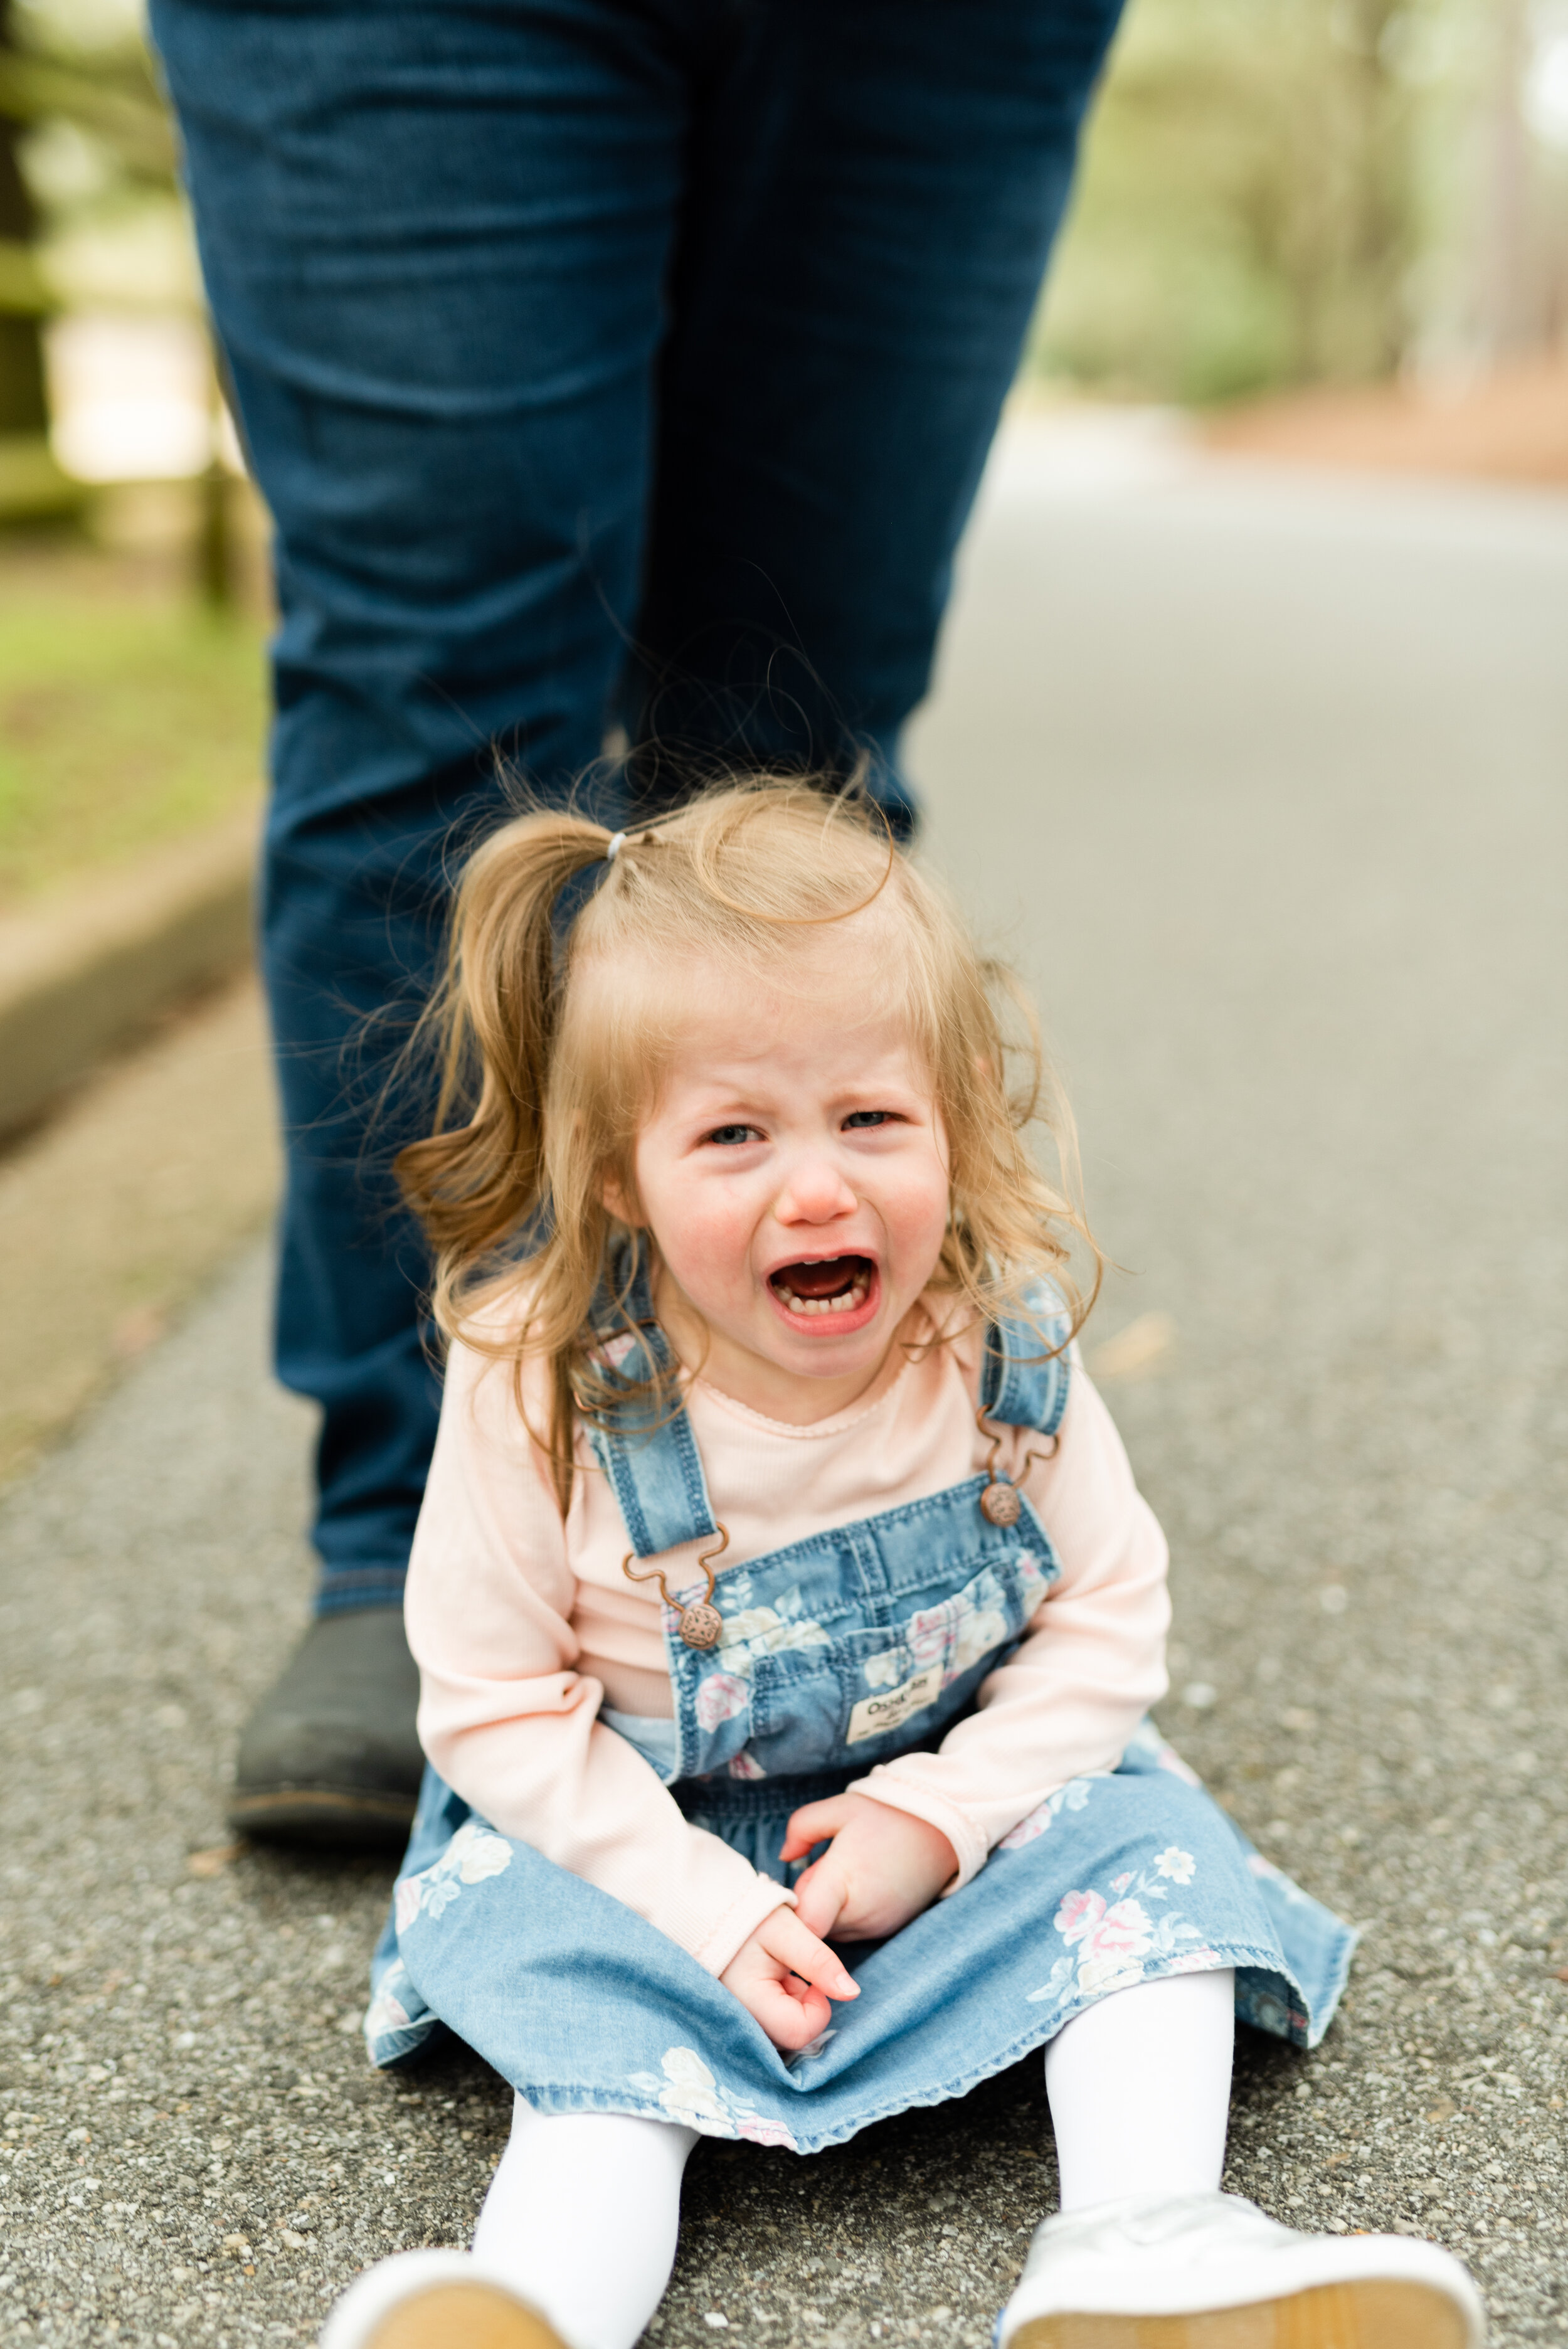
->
[846,1664,942,1747]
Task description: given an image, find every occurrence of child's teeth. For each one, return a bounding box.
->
[781,1277,869,1316]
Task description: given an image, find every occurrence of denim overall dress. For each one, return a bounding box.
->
[364,1286,1354,2154]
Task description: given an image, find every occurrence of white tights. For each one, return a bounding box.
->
[472,2104,698,2349]
[1044,1964,1234,2210]
[472,1968,1235,2349]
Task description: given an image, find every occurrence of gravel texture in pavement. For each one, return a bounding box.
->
[0,976,275,1482]
[1,448,1565,2347]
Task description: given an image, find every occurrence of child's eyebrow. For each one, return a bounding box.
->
[679,1081,772,1111]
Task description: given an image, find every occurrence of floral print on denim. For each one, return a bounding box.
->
[1026,1846,1221,2008]
[1123,1715,1202,1786]
[675,1584,835,1754]
[1246,1848,1317,1908]
[861,1552,1049,1698]
[997,1774,1094,1851]
[694,1672,750,1732]
[1235,1975,1311,2040]
[625,2047,799,2148]
[711,1584,832,1677]
[590,1332,640,1372]
[686,1556,1045,1759]
[680,1550,1055,1783]
[677,1583,833,1735]
[1154,1845,1197,1885]
[394,1817,512,1932]
[363,1957,415,2049]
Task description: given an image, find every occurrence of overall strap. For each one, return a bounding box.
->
[583,1248,721,1561]
[980,1281,1074,1436]
[588,1255,1070,1559]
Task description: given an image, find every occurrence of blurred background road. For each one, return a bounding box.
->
[1,430,1565,2347]
[1,0,1567,2341]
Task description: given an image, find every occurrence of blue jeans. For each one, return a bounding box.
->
[149,0,1123,1610]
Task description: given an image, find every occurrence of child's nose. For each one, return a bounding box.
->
[775,1153,858,1226]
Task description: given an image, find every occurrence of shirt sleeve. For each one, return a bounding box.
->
[845,1369,1170,1888]
[404,1334,793,1978]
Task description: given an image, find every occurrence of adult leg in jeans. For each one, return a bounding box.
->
[623,0,1123,822]
[149,0,1121,1848]
[150,0,695,1842]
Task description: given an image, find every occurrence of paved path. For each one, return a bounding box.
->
[2,434,1565,2348]
[0,977,275,1483]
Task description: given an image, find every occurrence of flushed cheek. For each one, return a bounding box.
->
[881,1180,950,1283]
[662,1201,762,1305]
[633,1149,753,1294]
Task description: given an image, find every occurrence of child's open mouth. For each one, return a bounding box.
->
[768,1254,876,1320]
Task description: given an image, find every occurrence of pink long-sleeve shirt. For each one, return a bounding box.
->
[406,1305,1170,1981]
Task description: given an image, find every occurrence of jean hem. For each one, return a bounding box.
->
[314,1574,409,1616]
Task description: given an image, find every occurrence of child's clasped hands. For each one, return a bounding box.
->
[721,1795,958,2049]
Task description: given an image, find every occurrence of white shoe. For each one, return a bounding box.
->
[996,2190,1486,2348]
[319,2249,570,2349]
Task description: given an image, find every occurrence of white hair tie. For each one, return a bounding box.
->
[603,830,627,864]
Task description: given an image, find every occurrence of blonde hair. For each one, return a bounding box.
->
[396,778,1101,1506]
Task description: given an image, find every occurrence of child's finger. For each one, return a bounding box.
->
[779,1795,853,1863]
[790,1856,847,1944]
[755,1976,832,2050]
[757,1907,859,2003]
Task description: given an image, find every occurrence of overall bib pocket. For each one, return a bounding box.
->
[680,1522,1058,1781]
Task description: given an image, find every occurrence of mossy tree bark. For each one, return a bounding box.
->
[0,4,48,440]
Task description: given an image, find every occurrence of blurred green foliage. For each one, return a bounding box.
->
[6,0,187,303]
[7,0,172,189]
[0,0,179,514]
[0,539,263,904]
[1031,0,1454,402]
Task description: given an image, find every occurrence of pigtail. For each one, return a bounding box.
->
[396,810,612,1330]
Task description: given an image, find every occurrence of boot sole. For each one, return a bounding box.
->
[359,2281,566,2349]
[229,1787,416,1849]
[1011,2276,1473,2348]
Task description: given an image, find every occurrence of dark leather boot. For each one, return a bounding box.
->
[229,1607,423,1849]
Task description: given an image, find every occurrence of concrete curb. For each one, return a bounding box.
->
[0,809,260,1138]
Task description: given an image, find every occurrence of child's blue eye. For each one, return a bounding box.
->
[843,1110,893,1129]
[706,1125,758,1147]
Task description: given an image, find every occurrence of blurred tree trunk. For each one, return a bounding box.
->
[1281,0,1412,383]
[0,2,48,439]
[1343,0,1411,379]
[1476,0,1535,359]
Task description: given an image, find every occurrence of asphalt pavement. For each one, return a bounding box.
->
[2,427,1566,2347]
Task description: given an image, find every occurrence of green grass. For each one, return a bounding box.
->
[0,537,267,909]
